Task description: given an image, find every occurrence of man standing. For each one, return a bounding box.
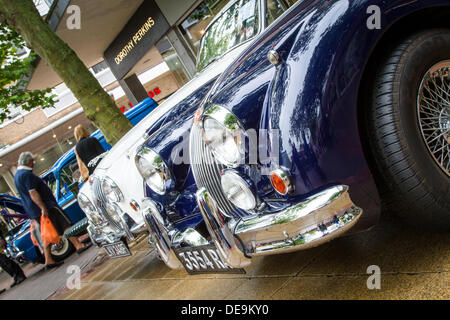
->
[0,235,26,292]
[13,152,89,269]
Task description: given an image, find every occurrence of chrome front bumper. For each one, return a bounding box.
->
[196,185,362,268]
[86,215,147,247]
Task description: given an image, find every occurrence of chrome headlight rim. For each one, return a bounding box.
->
[78,193,97,216]
[220,169,257,211]
[101,176,124,203]
[200,104,245,168]
[135,146,172,195]
[78,193,104,226]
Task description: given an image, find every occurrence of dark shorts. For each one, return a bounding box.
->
[46,206,72,236]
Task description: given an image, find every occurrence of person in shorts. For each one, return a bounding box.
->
[13,152,90,269]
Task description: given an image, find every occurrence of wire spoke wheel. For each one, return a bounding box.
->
[417,61,450,176]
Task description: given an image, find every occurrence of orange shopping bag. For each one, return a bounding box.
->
[40,215,60,245]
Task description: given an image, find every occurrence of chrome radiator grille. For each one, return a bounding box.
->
[190,123,248,219]
[91,177,118,229]
[92,176,107,210]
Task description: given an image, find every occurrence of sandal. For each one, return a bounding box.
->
[44,261,64,270]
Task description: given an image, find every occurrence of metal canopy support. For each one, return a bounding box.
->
[118,74,149,106]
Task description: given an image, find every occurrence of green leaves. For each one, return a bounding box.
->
[0,23,56,123]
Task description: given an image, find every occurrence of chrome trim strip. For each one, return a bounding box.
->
[61,198,77,210]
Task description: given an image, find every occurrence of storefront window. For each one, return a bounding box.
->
[196,0,260,72]
[156,37,190,87]
[178,0,229,55]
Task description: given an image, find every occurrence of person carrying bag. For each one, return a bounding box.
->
[14,152,90,269]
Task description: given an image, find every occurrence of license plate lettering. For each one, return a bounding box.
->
[178,252,193,270]
[207,249,227,269]
[201,250,215,269]
[186,251,200,270]
[103,241,131,258]
[193,251,206,269]
[174,244,245,275]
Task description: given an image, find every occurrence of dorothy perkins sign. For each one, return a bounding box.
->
[104,0,170,79]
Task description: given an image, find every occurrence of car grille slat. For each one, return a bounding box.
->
[190,124,249,219]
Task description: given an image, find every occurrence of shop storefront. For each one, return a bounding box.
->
[0,0,253,195]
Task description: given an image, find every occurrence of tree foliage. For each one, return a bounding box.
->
[0,0,132,145]
[0,24,56,123]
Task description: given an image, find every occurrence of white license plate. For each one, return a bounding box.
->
[174,244,245,275]
[103,241,131,258]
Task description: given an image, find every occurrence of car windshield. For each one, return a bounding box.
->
[42,173,57,198]
[197,0,260,72]
[59,160,80,198]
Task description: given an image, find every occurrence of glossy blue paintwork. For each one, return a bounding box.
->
[8,97,158,262]
[146,0,450,235]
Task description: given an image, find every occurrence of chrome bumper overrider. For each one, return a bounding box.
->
[196,185,362,268]
[141,200,210,270]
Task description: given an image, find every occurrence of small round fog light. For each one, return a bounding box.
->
[221,171,256,211]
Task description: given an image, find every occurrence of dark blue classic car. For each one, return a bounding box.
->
[4,97,157,263]
[133,0,450,274]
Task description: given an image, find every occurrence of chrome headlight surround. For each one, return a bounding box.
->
[78,193,103,225]
[200,105,245,168]
[135,147,171,195]
[220,170,257,211]
[101,176,124,203]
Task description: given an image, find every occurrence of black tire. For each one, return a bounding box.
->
[368,29,450,231]
[50,237,75,262]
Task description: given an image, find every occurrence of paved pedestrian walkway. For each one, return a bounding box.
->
[51,214,449,300]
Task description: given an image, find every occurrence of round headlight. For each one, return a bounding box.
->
[221,170,256,211]
[201,106,244,167]
[78,193,96,216]
[78,193,103,225]
[101,177,123,203]
[135,147,170,195]
[104,202,122,224]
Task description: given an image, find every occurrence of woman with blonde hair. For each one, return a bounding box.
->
[73,125,105,181]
